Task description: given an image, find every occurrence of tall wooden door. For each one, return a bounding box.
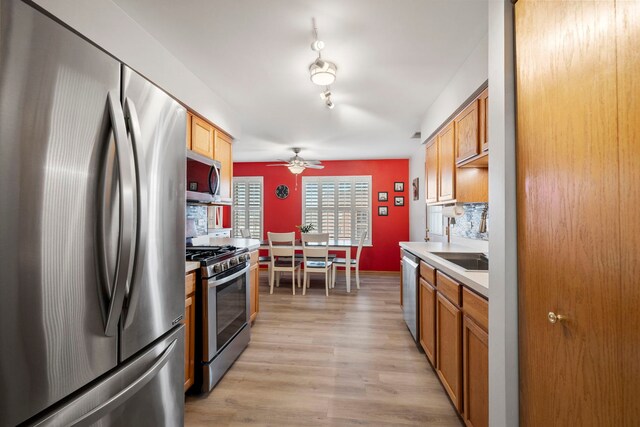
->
[616,2,640,423]
[516,1,632,425]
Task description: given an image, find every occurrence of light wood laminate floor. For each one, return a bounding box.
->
[185,271,463,426]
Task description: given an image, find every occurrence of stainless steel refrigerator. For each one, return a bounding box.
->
[0,0,186,425]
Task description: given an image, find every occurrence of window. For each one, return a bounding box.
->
[232,177,263,239]
[302,176,371,244]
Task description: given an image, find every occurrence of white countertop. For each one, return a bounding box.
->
[190,236,261,251]
[399,241,489,298]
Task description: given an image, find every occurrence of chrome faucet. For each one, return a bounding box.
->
[479,206,488,234]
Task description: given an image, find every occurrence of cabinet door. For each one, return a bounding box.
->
[478,89,489,152]
[186,112,192,149]
[214,131,233,199]
[191,115,214,158]
[425,139,439,203]
[463,315,488,427]
[184,294,195,391]
[455,101,480,163]
[436,292,462,411]
[250,262,259,323]
[399,260,403,307]
[419,278,437,366]
[438,123,456,202]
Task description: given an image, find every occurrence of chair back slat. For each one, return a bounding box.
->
[268,232,295,260]
[301,233,329,261]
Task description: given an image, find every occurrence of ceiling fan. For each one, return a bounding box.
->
[267,148,324,175]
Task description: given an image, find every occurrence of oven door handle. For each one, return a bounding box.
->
[207,264,249,288]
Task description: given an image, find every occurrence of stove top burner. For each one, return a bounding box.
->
[186,245,238,263]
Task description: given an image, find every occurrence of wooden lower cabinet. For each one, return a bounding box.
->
[249,250,259,323]
[184,272,196,391]
[462,315,488,427]
[436,292,463,411]
[419,278,437,366]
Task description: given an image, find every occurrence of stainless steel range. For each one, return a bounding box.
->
[186,246,251,392]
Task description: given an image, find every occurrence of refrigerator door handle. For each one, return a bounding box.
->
[122,97,148,328]
[101,91,138,337]
[31,338,178,426]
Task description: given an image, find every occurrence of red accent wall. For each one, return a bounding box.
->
[233,159,409,271]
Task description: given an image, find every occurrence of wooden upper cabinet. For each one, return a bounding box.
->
[214,131,233,199]
[478,89,489,152]
[425,139,439,203]
[191,115,214,159]
[186,112,192,150]
[455,100,480,164]
[438,123,456,202]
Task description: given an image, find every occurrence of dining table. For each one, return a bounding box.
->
[259,239,356,292]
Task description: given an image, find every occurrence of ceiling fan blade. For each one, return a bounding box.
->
[305,164,325,169]
[304,160,322,164]
[266,164,291,167]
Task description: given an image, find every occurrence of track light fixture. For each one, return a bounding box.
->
[309,18,337,108]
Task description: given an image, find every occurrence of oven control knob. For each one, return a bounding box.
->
[238,255,246,263]
[213,264,222,273]
[230,257,238,267]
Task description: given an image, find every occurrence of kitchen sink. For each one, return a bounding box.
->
[431,252,489,271]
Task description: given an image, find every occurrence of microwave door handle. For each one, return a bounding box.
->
[208,163,220,196]
[100,91,137,337]
[122,97,148,328]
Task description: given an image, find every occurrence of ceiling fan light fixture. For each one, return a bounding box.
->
[288,164,305,174]
[309,59,337,86]
[311,40,325,51]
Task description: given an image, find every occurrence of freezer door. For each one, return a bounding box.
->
[0,0,124,425]
[30,326,185,427]
[119,66,186,360]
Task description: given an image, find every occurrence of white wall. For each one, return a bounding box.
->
[408,144,426,241]
[409,32,488,241]
[420,32,489,142]
[487,1,518,426]
[33,0,241,138]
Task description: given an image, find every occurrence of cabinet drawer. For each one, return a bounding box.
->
[185,272,196,297]
[436,271,461,306]
[420,260,436,286]
[462,287,488,331]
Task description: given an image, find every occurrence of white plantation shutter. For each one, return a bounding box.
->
[302,176,371,244]
[232,177,263,239]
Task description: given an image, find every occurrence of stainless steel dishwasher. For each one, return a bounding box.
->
[401,250,420,343]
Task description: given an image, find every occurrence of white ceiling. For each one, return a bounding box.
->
[113,0,487,162]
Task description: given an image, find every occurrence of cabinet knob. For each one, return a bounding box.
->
[547,312,567,324]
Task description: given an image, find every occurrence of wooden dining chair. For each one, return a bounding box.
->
[301,233,333,296]
[267,232,301,295]
[332,230,367,290]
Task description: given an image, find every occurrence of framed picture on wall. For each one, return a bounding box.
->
[189,181,198,191]
[394,182,404,192]
[378,206,388,216]
[412,178,419,201]
[378,191,388,202]
[394,196,405,207]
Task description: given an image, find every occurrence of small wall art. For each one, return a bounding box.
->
[394,196,405,207]
[378,191,388,202]
[394,182,404,192]
[378,206,388,216]
[412,178,419,201]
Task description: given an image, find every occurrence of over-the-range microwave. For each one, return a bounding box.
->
[186,149,229,204]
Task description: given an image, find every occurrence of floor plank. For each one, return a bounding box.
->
[185,271,462,426]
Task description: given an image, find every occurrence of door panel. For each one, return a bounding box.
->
[617,2,640,424]
[31,326,185,427]
[0,1,120,424]
[438,123,455,201]
[516,1,622,425]
[419,278,436,366]
[425,140,438,203]
[120,67,186,361]
[435,293,462,411]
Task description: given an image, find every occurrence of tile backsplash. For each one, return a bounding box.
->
[451,203,488,240]
[427,202,488,241]
[186,204,208,237]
